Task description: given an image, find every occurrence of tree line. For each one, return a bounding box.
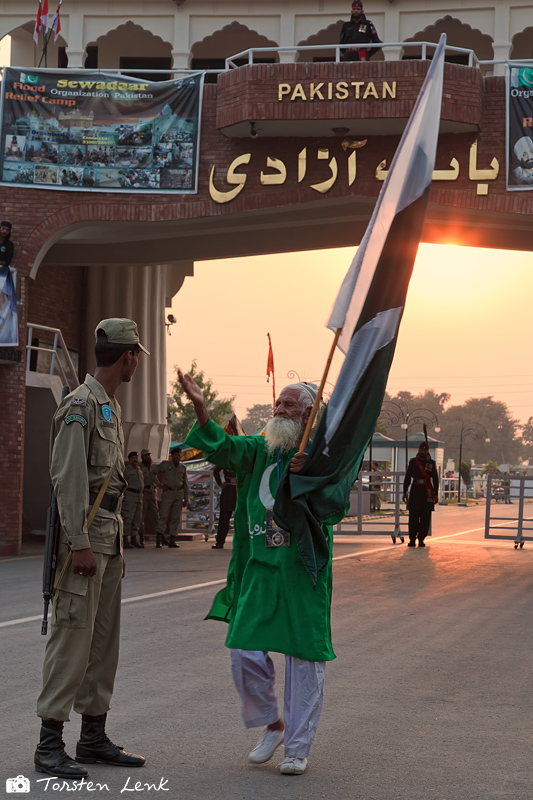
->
[168,365,533,468]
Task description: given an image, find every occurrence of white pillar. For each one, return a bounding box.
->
[278,10,296,63]
[383,6,401,62]
[172,7,190,69]
[65,11,84,68]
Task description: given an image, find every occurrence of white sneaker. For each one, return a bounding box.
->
[278,757,308,775]
[248,727,285,764]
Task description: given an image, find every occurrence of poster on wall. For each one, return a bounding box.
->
[0,68,204,194]
[507,64,533,191]
[0,266,18,346]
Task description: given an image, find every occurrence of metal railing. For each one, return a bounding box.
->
[484,474,533,548]
[226,41,480,69]
[6,41,527,82]
[26,322,79,390]
[335,470,422,543]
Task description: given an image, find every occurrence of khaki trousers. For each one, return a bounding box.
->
[37,551,123,722]
[155,490,182,537]
[122,493,143,539]
[141,494,159,534]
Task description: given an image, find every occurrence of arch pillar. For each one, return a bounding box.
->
[84,260,193,458]
[66,10,84,68]
[492,42,511,76]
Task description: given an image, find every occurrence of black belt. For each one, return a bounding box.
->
[126,487,141,494]
[89,491,121,512]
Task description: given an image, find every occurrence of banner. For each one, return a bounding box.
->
[507,64,533,191]
[0,68,203,194]
[0,267,18,346]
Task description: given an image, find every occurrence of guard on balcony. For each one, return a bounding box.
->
[339,1,381,62]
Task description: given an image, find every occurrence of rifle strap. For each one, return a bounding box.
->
[55,453,119,590]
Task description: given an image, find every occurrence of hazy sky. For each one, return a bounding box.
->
[167,243,532,426]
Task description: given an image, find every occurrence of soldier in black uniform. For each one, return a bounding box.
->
[403,442,439,547]
[212,467,237,549]
[339,1,381,62]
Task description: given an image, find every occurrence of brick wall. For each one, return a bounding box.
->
[0,65,531,555]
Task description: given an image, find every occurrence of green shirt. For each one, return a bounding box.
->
[186,419,335,662]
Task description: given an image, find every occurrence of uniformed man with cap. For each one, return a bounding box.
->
[153,446,189,548]
[139,449,167,547]
[122,451,144,548]
[339,1,381,62]
[35,318,148,779]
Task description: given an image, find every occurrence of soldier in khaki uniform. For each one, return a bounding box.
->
[35,318,147,779]
[122,450,144,548]
[154,446,189,548]
[139,448,167,547]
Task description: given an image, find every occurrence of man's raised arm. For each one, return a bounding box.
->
[178,368,209,427]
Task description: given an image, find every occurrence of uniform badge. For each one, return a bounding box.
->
[359,23,366,32]
[71,397,85,406]
[65,414,88,427]
[101,404,112,422]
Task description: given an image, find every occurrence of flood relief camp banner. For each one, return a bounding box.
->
[507,64,533,191]
[0,68,203,193]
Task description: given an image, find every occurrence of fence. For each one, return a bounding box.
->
[484,474,533,548]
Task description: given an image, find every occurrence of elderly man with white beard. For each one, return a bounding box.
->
[178,369,336,776]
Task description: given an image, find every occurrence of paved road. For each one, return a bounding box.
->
[2,504,533,800]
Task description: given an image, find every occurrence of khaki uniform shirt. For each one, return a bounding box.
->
[124,464,144,493]
[140,461,158,500]
[153,460,189,502]
[50,373,126,554]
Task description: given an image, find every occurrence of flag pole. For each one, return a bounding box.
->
[38,26,53,67]
[298,327,341,453]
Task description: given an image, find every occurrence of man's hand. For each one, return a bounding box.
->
[402,493,408,504]
[72,548,97,577]
[177,368,209,426]
[290,452,308,473]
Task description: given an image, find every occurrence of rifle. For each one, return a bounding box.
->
[41,385,70,635]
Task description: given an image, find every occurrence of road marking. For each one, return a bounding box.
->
[1,518,528,629]
[0,579,227,629]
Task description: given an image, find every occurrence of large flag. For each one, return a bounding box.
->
[33,1,42,45]
[51,0,62,43]
[273,34,447,584]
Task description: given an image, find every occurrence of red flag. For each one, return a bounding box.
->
[33,0,42,44]
[40,0,49,31]
[266,333,276,410]
[51,0,62,42]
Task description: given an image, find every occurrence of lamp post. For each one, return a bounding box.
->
[379,402,440,471]
[456,419,490,504]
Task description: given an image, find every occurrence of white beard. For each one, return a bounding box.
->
[264,416,303,456]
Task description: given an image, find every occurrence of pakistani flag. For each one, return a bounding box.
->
[274,34,447,584]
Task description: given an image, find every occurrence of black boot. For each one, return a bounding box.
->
[130,537,142,549]
[155,534,162,548]
[35,719,89,778]
[76,713,145,767]
[168,536,179,548]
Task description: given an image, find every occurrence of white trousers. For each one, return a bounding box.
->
[230,649,326,759]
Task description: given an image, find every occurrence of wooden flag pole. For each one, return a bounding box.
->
[298,327,342,453]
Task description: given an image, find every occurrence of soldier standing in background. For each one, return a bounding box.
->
[339,1,381,62]
[139,448,167,547]
[153,446,189,548]
[403,442,439,548]
[212,467,237,549]
[35,317,147,778]
[122,451,144,548]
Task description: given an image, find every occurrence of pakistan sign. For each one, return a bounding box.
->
[0,68,203,193]
[507,64,533,191]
